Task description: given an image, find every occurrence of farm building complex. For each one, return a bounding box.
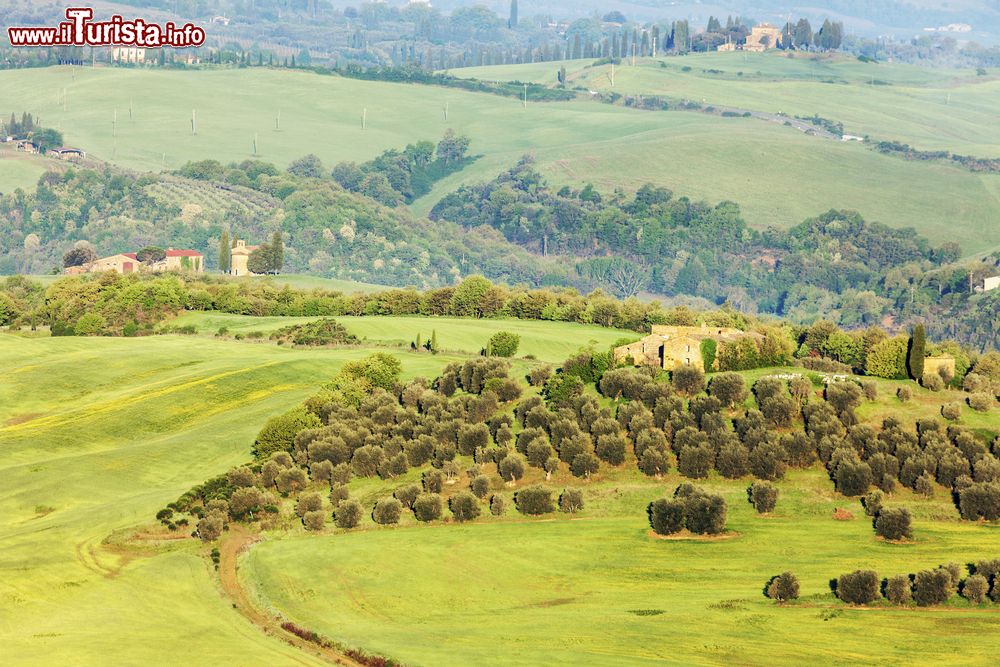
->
[614,325,760,372]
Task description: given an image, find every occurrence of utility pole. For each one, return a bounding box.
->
[275,110,280,131]
[523,83,527,109]
[362,107,367,129]
[444,101,449,121]
[253,133,258,156]
[191,109,196,135]
[112,109,117,137]
[129,98,133,121]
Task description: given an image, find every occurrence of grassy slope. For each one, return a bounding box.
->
[246,373,1000,666]
[1,66,998,253]
[0,147,49,194]
[0,334,463,665]
[170,311,637,360]
[456,52,1000,153]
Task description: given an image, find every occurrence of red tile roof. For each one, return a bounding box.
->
[165,249,202,257]
[123,252,138,260]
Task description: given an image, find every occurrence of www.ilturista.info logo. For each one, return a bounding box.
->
[7,7,206,48]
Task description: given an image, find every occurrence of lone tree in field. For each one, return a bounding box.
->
[836,570,880,605]
[907,324,926,380]
[487,331,520,357]
[766,572,800,602]
[874,507,913,541]
[748,481,778,513]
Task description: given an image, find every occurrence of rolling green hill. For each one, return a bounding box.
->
[456,52,1000,154]
[2,65,999,253]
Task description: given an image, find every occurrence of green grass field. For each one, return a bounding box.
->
[0,147,49,194]
[170,311,636,362]
[457,52,1000,154]
[2,66,999,253]
[1,324,997,665]
[0,333,466,665]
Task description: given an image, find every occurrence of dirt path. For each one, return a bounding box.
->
[218,526,365,666]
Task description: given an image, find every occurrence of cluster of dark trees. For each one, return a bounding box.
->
[648,483,728,535]
[267,319,358,348]
[330,130,472,206]
[1,112,64,153]
[873,140,1000,175]
[834,561,1000,606]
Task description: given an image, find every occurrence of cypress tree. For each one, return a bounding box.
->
[430,329,438,353]
[219,229,231,273]
[908,324,926,380]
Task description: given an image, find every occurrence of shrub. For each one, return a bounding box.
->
[488,331,520,357]
[515,485,555,515]
[596,434,627,465]
[684,491,728,534]
[559,488,584,513]
[962,574,989,604]
[196,515,224,541]
[749,481,778,513]
[498,453,527,483]
[861,382,878,401]
[334,500,362,529]
[571,451,601,478]
[914,472,935,497]
[470,475,491,498]
[489,494,506,516]
[884,575,912,605]
[835,461,873,497]
[329,484,349,508]
[896,386,912,402]
[716,441,750,479]
[648,498,686,535]
[275,467,308,494]
[672,365,706,396]
[766,572,800,602]
[874,507,912,541]
[528,365,554,387]
[422,469,444,493]
[837,570,880,605]
[922,373,944,392]
[708,373,747,407]
[372,497,402,525]
[294,492,324,517]
[412,493,443,522]
[749,441,787,481]
[913,568,955,606]
[958,482,1000,520]
[393,484,420,509]
[639,447,670,478]
[303,510,326,531]
[968,393,993,412]
[253,407,322,460]
[449,491,481,522]
[678,445,713,479]
[862,490,884,517]
[941,402,962,421]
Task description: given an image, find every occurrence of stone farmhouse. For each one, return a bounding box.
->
[718,23,783,52]
[65,248,203,275]
[614,324,761,372]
